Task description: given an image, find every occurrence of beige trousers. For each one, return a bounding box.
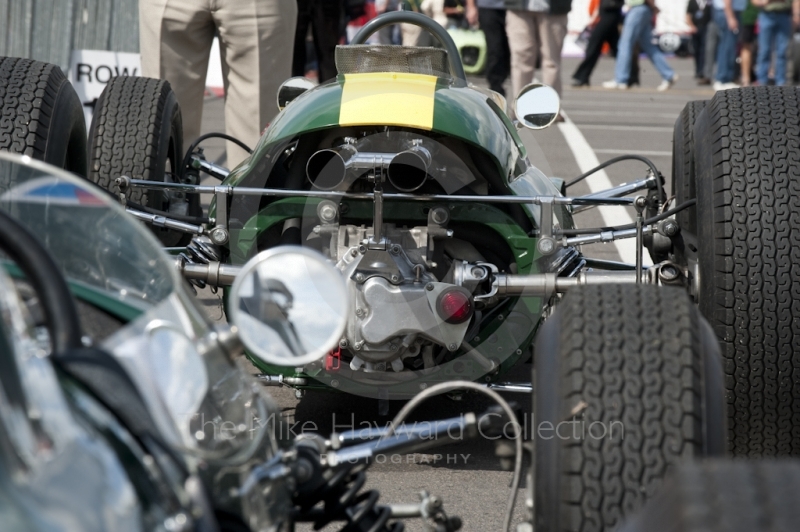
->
[505,10,568,102]
[139,0,297,167]
[400,0,447,46]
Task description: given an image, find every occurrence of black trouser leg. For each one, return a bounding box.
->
[692,24,707,77]
[292,0,312,77]
[479,7,510,95]
[311,0,343,82]
[572,9,621,84]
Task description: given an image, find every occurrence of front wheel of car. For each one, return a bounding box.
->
[533,284,725,532]
[693,86,800,457]
[0,57,87,176]
[87,76,199,247]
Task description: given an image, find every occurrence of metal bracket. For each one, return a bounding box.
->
[210,186,232,245]
[537,196,557,256]
[633,195,647,284]
[114,175,131,207]
[368,175,386,250]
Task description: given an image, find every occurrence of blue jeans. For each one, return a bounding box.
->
[757,11,792,85]
[714,8,742,83]
[614,5,675,84]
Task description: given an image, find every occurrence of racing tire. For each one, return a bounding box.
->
[619,460,800,532]
[693,86,800,457]
[0,57,87,176]
[534,284,725,532]
[671,100,706,239]
[88,76,198,246]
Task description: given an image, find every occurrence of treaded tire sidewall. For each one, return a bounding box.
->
[694,86,800,457]
[88,76,195,246]
[671,100,706,241]
[618,460,800,532]
[0,57,87,176]
[533,284,724,532]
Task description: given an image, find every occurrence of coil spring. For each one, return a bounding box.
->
[180,236,222,289]
[297,463,403,532]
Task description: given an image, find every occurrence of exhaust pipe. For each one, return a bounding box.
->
[306,142,431,192]
[306,144,357,190]
[387,145,431,192]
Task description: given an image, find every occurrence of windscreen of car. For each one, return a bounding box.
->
[0,152,177,312]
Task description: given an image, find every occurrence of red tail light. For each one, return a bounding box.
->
[436,288,474,324]
[325,348,341,371]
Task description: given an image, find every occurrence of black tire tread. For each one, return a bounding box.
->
[620,460,800,532]
[0,57,67,159]
[536,284,718,532]
[88,76,175,205]
[671,99,706,235]
[694,86,800,457]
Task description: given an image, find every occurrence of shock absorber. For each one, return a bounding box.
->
[292,445,403,532]
[179,236,223,289]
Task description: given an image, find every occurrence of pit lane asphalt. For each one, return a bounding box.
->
[195,55,714,531]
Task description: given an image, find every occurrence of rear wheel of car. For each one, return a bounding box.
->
[0,57,87,176]
[694,86,800,457]
[671,100,705,239]
[534,284,725,532]
[619,460,800,532]
[88,76,198,246]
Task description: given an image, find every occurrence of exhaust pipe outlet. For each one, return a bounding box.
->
[388,146,431,192]
[306,144,357,190]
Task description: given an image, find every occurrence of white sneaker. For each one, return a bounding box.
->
[602,80,627,89]
[713,81,740,91]
[657,74,678,91]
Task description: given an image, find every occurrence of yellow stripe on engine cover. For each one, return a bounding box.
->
[339,72,437,130]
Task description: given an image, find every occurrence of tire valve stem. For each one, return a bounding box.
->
[634,196,647,284]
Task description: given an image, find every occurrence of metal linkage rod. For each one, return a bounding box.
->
[493,270,640,298]
[126,208,205,235]
[176,259,242,287]
[190,156,230,180]
[563,225,654,246]
[124,179,636,207]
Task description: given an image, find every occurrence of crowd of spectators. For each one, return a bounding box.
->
[140,0,800,165]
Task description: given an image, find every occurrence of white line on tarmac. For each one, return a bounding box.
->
[573,124,673,133]
[564,109,679,119]
[594,149,672,157]
[557,112,651,266]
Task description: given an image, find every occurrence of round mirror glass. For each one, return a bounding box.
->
[514,83,560,130]
[277,77,316,110]
[229,246,348,366]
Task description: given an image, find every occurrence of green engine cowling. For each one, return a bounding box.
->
[209,71,575,398]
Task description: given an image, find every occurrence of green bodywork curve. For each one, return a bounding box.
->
[223,76,525,187]
[203,72,575,397]
[3,262,143,322]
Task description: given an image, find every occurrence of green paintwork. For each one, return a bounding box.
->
[203,61,579,396]
[3,262,143,322]
[222,75,525,187]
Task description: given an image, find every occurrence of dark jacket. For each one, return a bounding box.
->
[601,0,624,10]
[503,0,573,15]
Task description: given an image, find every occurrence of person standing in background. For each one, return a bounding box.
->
[505,0,573,102]
[401,0,448,45]
[753,0,800,85]
[139,0,297,168]
[686,0,712,84]
[571,0,624,87]
[465,0,511,95]
[713,0,746,90]
[739,1,759,86]
[292,0,346,83]
[702,14,720,82]
[602,0,677,90]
